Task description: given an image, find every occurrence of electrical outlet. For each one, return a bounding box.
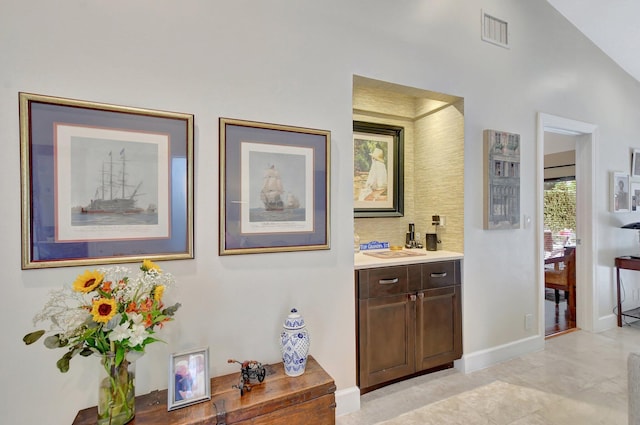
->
[431,215,446,227]
[524,314,533,330]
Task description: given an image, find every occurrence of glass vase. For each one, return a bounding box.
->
[98,353,136,425]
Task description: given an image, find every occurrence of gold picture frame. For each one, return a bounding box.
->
[219,118,330,255]
[19,92,194,269]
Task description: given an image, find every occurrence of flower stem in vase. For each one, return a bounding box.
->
[98,353,136,425]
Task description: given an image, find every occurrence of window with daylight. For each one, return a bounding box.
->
[544,178,576,253]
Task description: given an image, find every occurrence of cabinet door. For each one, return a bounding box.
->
[358,294,416,389]
[415,285,462,371]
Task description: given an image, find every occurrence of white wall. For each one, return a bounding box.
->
[2,1,640,423]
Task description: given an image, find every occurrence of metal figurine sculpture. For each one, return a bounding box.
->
[227,359,267,396]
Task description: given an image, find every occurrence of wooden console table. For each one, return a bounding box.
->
[72,355,336,425]
[615,256,640,327]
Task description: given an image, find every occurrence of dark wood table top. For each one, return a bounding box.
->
[72,356,335,425]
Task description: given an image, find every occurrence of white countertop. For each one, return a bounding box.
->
[354,249,464,270]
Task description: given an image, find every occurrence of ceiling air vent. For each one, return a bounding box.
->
[481,10,510,49]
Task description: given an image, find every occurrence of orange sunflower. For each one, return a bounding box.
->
[90,298,117,323]
[72,270,104,293]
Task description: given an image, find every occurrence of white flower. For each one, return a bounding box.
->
[33,287,91,339]
[109,322,131,342]
[59,308,91,339]
[128,323,147,347]
[129,312,144,326]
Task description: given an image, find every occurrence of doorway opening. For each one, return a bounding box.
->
[543,133,577,336]
[537,113,597,339]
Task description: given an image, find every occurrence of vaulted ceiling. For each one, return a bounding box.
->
[547,0,640,84]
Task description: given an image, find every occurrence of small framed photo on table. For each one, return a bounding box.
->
[168,347,211,411]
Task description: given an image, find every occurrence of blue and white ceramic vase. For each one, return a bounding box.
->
[280,308,310,377]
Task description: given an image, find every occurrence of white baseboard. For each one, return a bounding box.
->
[335,386,360,417]
[595,313,618,332]
[335,336,546,416]
[333,325,622,417]
[457,335,545,373]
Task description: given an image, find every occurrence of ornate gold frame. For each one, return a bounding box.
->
[219,117,330,255]
[19,92,194,268]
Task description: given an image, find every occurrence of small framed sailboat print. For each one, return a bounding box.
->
[219,118,330,255]
[19,92,194,269]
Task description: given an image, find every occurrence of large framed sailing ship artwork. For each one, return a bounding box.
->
[219,118,330,255]
[19,92,194,269]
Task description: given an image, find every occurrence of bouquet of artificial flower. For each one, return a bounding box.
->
[23,259,181,372]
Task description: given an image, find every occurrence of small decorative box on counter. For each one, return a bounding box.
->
[359,240,390,251]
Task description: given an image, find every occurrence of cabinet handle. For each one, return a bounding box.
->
[417,292,424,299]
[378,278,399,285]
[430,272,447,278]
[409,294,417,301]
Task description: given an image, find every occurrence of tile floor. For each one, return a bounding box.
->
[337,325,640,424]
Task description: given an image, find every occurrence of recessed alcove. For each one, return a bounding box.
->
[353,75,464,252]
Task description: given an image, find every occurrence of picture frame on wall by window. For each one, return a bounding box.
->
[353,121,404,218]
[483,129,521,229]
[167,347,211,411]
[632,181,640,212]
[19,92,194,269]
[632,149,640,178]
[612,171,630,213]
[219,118,330,255]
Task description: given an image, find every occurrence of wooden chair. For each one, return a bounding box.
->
[544,247,576,321]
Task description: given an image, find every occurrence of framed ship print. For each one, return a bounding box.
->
[219,118,330,255]
[19,92,194,269]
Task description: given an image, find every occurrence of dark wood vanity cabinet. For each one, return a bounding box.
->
[356,260,462,392]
